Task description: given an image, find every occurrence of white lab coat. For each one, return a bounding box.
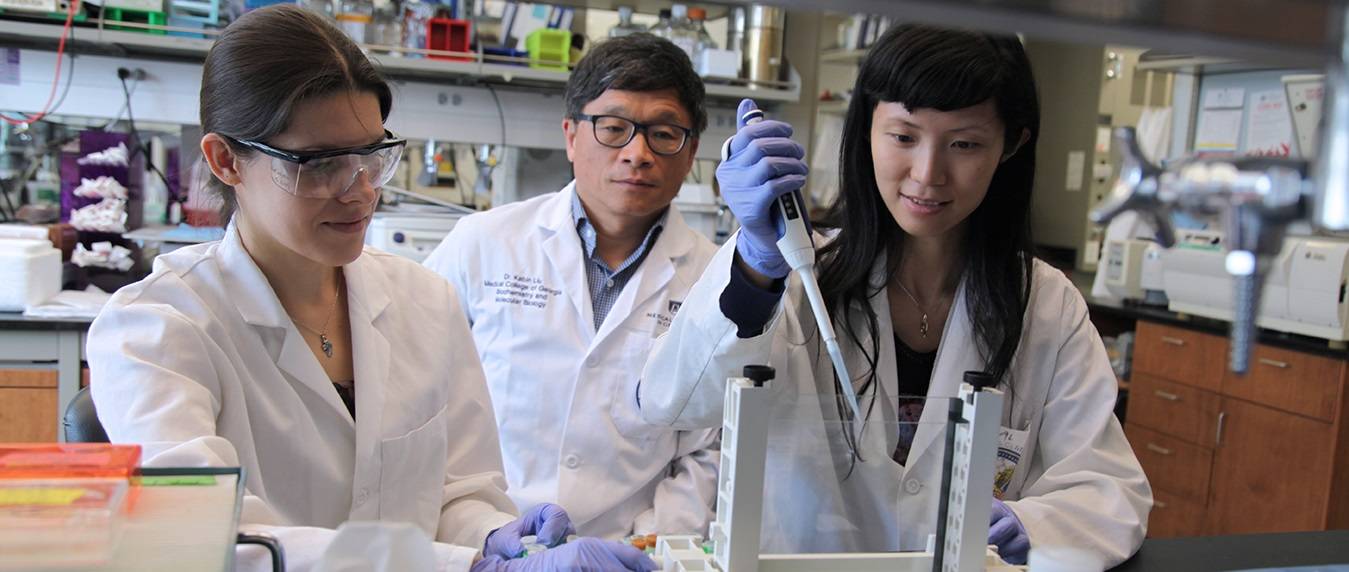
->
[88,225,517,572]
[423,183,721,539]
[639,237,1153,568]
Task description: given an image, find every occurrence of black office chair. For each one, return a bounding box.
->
[62,385,286,569]
[63,385,109,443]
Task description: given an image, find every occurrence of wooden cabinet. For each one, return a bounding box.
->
[0,369,58,442]
[1125,320,1349,538]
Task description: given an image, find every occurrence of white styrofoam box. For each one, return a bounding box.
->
[102,0,164,12]
[0,239,62,312]
[698,49,740,80]
[0,0,57,12]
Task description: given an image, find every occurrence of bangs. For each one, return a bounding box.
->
[859,26,1009,115]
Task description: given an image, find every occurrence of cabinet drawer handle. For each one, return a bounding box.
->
[1258,358,1290,369]
[1161,336,1186,347]
[1216,411,1227,446]
[1146,443,1173,456]
[1153,390,1181,401]
[1154,500,1169,509]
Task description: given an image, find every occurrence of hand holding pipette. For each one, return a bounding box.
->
[716,99,863,421]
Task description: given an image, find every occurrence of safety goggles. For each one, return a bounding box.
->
[227,130,407,199]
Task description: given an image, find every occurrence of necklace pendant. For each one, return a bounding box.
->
[919,313,929,338]
[319,333,333,358]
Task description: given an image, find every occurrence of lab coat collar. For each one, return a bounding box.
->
[540,183,596,338]
[905,274,982,474]
[343,251,391,487]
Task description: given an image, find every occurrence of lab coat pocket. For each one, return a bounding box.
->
[380,402,450,534]
[611,373,667,443]
[994,426,1030,500]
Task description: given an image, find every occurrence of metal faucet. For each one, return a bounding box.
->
[1090,128,1309,374]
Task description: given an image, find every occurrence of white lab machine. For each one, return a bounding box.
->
[1161,231,1349,343]
[1098,238,1167,303]
[366,212,464,264]
[365,187,474,263]
[653,366,1022,572]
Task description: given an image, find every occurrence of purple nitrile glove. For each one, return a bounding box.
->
[716,98,809,279]
[482,503,576,560]
[989,499,1030,565]
[470,537,657,572]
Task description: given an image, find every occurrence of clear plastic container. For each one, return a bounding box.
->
[0,478,130,570]
[688,7,717,66]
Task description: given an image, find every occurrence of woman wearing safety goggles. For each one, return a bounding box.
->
[85,5,651,572]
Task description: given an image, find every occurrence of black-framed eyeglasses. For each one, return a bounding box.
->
[225,129,407,199]
[574,114,694,156]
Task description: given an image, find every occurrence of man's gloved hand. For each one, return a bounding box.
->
[470,538,657,572]
[989,499,1030,565]
[716,98,808,279]
[482,503,575,560]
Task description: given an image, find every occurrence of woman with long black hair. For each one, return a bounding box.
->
[639,24,1151,567]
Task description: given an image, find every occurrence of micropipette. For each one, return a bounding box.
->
[724,107,864,421]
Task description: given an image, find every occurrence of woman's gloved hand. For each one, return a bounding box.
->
[989,499,1030,565]
[716,98,809,279]
[470,537,657,572]
[482,503,575,560]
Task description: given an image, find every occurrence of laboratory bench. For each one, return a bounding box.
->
[1111,530,1349,571]
[0,312,93,442]
[1072,271,1349,541]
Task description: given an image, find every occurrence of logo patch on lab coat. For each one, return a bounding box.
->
[994,427,1029,499]
[668,300,683,315]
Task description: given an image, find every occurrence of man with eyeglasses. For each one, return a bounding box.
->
[423,34,719,541]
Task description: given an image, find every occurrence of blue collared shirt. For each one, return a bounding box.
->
[572,192,666,331]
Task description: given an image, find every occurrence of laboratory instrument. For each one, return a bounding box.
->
[723,106,863,422]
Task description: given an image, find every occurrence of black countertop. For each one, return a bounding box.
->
[1111,530,1349,571]
[0,311,94,331]
[1070,272,1349,360]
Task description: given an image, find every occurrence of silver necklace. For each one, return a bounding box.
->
[895,281,939,339]
[293,283,341,358]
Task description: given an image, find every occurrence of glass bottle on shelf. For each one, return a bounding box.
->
[688,7,717,63]
[401,0,433,58]
[297,0,334,19]
[336,0,374,44]
[666,4,697,60]
[370,0,402,55]
[648,8,672,38]
[608,6,644,38]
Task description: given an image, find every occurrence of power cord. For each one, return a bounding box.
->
[117,69,175,201]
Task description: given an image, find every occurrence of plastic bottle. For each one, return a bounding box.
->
[666,4,697,60]
[336,0,374,44]
[608,6,644,38]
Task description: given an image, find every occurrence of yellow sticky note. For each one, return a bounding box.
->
[0,488,86,506]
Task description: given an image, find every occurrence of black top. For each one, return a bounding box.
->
[892,333,937,465]
[333,382,355,420]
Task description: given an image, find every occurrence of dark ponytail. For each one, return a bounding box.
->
[199,4,393,222]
